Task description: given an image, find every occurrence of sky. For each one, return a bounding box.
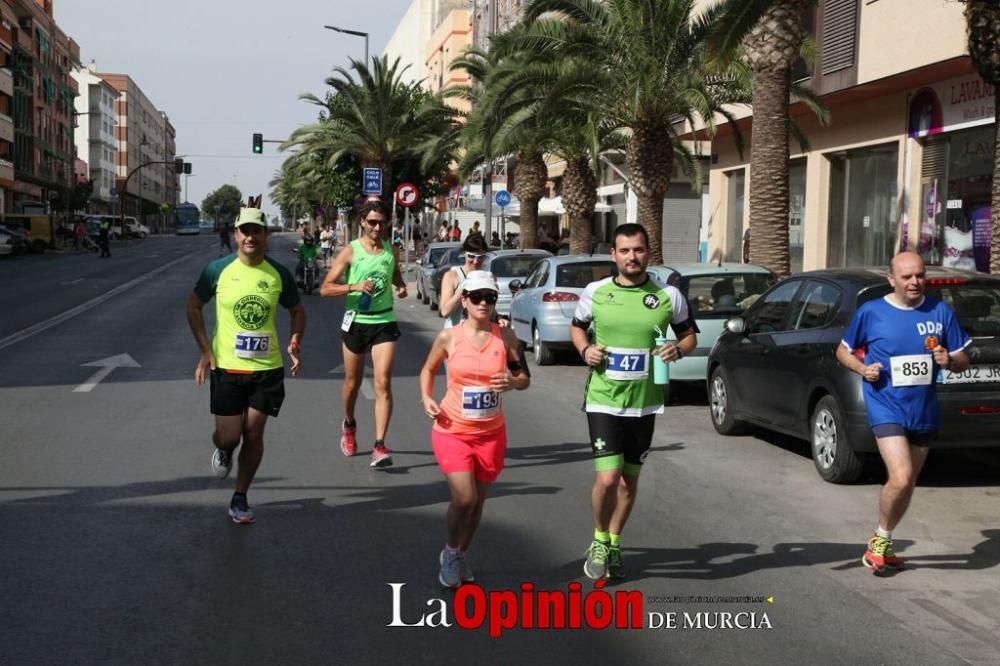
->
[55,0,413,219]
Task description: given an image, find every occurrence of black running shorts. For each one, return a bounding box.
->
[210,368,285,417]
[342,321,401,354]
[586,412,656,475]
[871,423,938,447]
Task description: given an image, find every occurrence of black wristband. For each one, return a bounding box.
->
[676,346,684,360]
[580,344,591,359]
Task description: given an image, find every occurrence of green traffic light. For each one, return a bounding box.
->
[252,133,263,154]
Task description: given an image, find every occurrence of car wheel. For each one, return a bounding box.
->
[30,239,46,254]
[532,324,553,366]
[139,232,148,239]
[430,293,438,311]
[708,366,747,435]
[811,395,864,484]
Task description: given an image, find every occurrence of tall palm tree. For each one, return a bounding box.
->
[512,0,752,263]
[709,0,832,277]
[285,55,458,198]
[448,47,554,250]
[962,0,1000,273]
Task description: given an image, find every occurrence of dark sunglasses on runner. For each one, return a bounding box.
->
[466,253,486,262]
[464,290,497,305]
[364,218,387,227]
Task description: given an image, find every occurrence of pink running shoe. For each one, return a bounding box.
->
[340,421,357,457]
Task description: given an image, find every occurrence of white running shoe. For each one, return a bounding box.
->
[211,448,231,479]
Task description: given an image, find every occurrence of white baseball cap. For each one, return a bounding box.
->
[236,207,266,226]
[462,270,498,293]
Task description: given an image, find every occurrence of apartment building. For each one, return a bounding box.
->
[701,0,994,273]
[71,61,118,212]
[6,0,79,214]
[96,70,172,222]
[0,3,16,211]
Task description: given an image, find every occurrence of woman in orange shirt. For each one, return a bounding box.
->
[419,271,530,588]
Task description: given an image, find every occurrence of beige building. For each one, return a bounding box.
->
[424,6,472,104]
[701,0,995,273]
[382,0,435,87]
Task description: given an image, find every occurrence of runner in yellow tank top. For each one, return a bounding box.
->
[419,271,531,587]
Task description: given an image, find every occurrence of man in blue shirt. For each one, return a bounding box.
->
[836,252,971,573]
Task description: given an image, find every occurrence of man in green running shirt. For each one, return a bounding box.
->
[320,199,407,468]
[186,206,306,524]
[569,223,697,579]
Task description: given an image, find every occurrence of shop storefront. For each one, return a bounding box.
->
[909,74,996,271]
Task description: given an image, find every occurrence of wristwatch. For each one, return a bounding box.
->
[675,345,684,360]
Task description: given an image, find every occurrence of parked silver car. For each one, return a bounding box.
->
[509,255,616,365]
[415,242,460,305]
[481,249,551,316]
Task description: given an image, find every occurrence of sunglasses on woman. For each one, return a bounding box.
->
[465,253,486,262]
[464,290,497,305]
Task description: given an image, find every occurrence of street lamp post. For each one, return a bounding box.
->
[324,24,369,66]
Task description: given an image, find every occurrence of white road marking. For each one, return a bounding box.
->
[0,253,191,351]
[59,278,84,286]
[328,363,375,400]
[73,353,141,393]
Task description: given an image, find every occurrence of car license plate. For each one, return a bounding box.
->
[940,364,1000,384]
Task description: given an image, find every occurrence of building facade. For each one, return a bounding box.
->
[96,71,172,224]
[382,0,434,87]
[702,0,995,273]
[6,0,79,214]
[71,61,118,212]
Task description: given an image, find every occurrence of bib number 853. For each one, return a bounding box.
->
[900,360,929,376]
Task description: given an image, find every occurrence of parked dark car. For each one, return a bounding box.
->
[427,247,467,310]
[415,241,460,304]
[707,267,1000,483]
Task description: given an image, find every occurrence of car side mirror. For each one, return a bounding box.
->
[509,279,523,294]
[416,258,423,265]
[725,317,746,335]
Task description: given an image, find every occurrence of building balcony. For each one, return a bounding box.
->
[16,28,32,52]
[0,157,13,184]
[0,112,12,143]
[0,23,13,51]
[0,67,11,97]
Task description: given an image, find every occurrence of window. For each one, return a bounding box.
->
[927,282,1000,338]
[525,262,549,289]
[725,169,745,262]
[827,144,899,267]
[789,281,841,330]
[749,280,802,334]
[683,273,774,317]
[489,255,543,278]
[555,261,613,288]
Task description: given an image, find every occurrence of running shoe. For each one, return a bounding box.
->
[370,444,393,468]
[340,421,357,457]
[862,535,903,571]
[228,495,255,524]
[458,551,475,583]
[211,448,231,479]
[439,549,461,588]
[583,539,610,579]
[607,544,626,579]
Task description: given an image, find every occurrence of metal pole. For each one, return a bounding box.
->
[364,34,369,68]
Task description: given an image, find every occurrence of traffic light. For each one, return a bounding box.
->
[252,133,263,154]
[174,158,184,174]
[183,162,192,175]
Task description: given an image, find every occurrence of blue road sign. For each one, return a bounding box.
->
[363,168,383,196]
[495,189,512,207]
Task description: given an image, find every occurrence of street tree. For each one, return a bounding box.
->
[201,184,243,226]
[449,46,553,250]
[515,0,752,263]
[961,0,1000,273]
[709,0,828,277]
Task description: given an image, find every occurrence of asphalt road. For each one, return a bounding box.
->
[2,234,999,665]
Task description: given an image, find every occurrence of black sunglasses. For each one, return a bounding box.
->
[466,253,486,262]
[364,218,387,227]
[464,290,497,305]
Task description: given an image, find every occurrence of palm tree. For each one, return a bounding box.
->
[962,0,1000,273]
[448,47,554,250]
[709,0,825,278]
[285,55,458,199]
[511,0,752,263]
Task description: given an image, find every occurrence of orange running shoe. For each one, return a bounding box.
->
[862,535,904,571]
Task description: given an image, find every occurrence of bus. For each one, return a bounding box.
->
[175,203,201,235]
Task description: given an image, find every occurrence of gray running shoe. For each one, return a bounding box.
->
[607,545,625,579]
[439,549,461,588]
[458,551,475,583]
[211,448,231,479]
[228,495,255,524]
[583,539,610,579]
